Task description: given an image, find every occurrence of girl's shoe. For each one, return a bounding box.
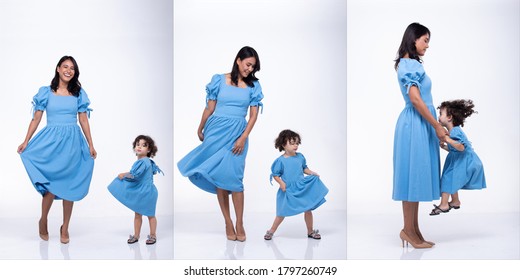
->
[264,231,274,240]
[429,204,450,215]
[127,235,139,244]
[399,230,432,249]
[146,235,156,245]
[449,202,461,210]
[307,229,321,239]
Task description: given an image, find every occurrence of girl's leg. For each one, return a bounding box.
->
[39,192,55,240]
[438,192,450,210]
[231,191,245,241]
[304,211,314,234]
[449,192,461,208]
[133,212,143,238]
[217,188,236,240]
[146,216,157,244]
[268,216,285,233]
[61,200,74,243]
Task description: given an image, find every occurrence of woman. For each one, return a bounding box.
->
[18,56,97,244]
[393,23,446,248]
[178,46,263,242]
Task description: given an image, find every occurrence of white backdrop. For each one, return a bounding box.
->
[0,0,173,218]
[347,0,519,215]
[173,0,347,214]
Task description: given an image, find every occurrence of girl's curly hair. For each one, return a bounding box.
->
[438,99,477,127]
[274,129,301,152]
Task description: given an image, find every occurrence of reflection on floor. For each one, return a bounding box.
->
[174,210,346,260]
[0,216,173,260]
[347,212,520,260]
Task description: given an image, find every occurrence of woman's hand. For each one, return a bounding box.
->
[435,124,448,143]
[17,142,28,154]
[198,129,204,141]
[232,136,246,155]
[279,182,286,192]
[90,147,97,159]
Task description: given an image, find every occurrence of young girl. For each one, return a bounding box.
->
[430,99,486,215]
[108,135,163,244]
[264,129,329,240]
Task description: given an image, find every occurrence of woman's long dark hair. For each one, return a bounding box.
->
[230,46,260,87]
[50,55,82,97]
[394,23,430,70]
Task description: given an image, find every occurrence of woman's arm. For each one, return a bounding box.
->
[78,112,97,159]
[408,86,447,142]
[232,106,259,155]
[17,110,43,153]
[197,100,216,141]
[272,176,286,192]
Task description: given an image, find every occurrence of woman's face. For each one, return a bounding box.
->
[56,59,76,83]
[236,57,256,79]
[415,34,430,56]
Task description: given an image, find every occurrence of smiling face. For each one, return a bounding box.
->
[134,139,150,159]
[56,59,76,84]
[236,57,256,79]
[415,34,430,56]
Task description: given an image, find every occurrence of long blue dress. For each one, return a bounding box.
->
[270,153,329,217]
[441,127,486,194]
[177,74,263,194]
[20,86,94,201]
[108,157,163,216]
[393,59,441,202]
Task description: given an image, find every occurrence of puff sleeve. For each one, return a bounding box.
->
[270,157,284,185]
[249,80,264,112]
[123,159,147,182]
[205,74,222,106]
[31,86,50,118]
[299,153,308,171]
[448,127,468,152]
[398,59,425,95]
[77,88,93,118]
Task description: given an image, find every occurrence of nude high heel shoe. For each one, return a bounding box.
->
[60,226,70,244]
[400,230,432,249]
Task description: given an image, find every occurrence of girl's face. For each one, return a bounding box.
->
[56,59,76,84]
[415,34,430,56]
[438,107,452,127]
[283,138,300,155]
[236,57,256,79]
[134,139,150,159]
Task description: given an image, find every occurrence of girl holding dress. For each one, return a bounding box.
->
[430,99,486,215]
[18,56,97,244]
[393,23,447,249]
[263,129,329,241]
[177,46,263,242]
[108,135,163,245]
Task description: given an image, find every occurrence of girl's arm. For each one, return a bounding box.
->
[78,112,97,159]
[197,100,216,141]
[118,172,130,180]
[409,86,447,142]
[232,106,259,155]
[444,135,465,152]
[17,110,43,153]
[304,168,319,176]
[272,176,286,192]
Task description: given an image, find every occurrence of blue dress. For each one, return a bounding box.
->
[441,127,486,194]
[177,74,263,194]
[108,158,163,216]
[393,59,441,202]
[20,86,94,201]
[270,153,329,217]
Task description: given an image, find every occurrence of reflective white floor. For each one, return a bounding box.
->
[0,216,173,260]
[174,210,346,259]
[347,212,520,260]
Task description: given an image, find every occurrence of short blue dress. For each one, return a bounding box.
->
[108,157,163,216]
[393,59,441,202]
[270,153,329,217]
[20,86,94,201]
[177,74,263,194]
[441,127,486,194]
